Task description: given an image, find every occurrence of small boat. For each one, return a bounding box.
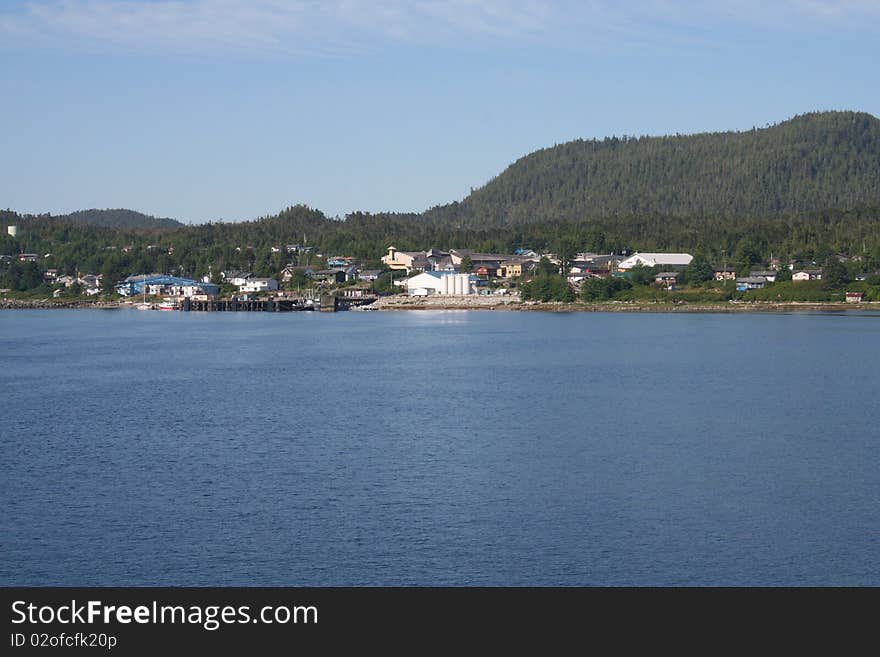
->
[157,300,176,311]
[135,275,153,310]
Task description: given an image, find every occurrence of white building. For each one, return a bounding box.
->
[406,271,474,296]
[618,252,693,270]
[239,278,278,293]
[7,225,17,237]
[222,271,253,286]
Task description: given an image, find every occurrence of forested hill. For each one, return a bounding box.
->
[55,209,183,230]
[424,111,880,226]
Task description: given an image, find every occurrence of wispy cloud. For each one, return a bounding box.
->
[1,0,878,55]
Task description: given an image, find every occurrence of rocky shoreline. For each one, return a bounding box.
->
[373,294,878,313]
[0,298,124,309]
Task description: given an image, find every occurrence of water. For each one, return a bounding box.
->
[1,309,878,586]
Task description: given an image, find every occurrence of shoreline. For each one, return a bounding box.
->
[375,298,879,313]
[3,296,878,313]
[1,299,125,310]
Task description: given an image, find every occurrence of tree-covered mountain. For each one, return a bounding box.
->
[53,208,183,230]
[3,111,879,290]
[423,111,880,226]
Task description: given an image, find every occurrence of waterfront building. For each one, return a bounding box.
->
[406,271,475,296]
[238,278,278,293]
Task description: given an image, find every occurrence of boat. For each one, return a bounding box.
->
[157,300,176,311]
[135,274,153,309]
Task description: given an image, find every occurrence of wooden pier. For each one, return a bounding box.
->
[180,297,317,312]
[179,293,379,313]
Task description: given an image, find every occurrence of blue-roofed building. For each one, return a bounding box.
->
[116,274,218,298]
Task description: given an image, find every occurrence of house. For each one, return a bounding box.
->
[405,271,475,296]
[424,248,454,271]
[176,283,219,298]
[474,265,499,278]
[617,252,693,271]
[449,250,505,270]
[498,258,537,278]
[855,272,879,282]
[280,265,315,282]
[56,275,76,288]
[846,292,864,303]
[238,278,278,293]
[357,270,383,282]
[332,265,359,282]
[382,246,427,272]
[18,253,39,262]
[750,270,777,283]
[223,271,253,286]
[79,274,102,295]
[736,277,767,291]
[792,270,822,282]
[654,272,680,289]
[713,266,737,281]
[327,256,355,268]
[312,270,346,285]
[570,254,618,273]
[43,268,58,282]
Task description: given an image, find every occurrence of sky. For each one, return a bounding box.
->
[1,1,879,224]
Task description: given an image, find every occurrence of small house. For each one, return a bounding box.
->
[654,272,680,289]
[846,292,864,303]
[238,278,278,293]
[736,277,767,291]
[312,270,346,286]
[750,270,777,283]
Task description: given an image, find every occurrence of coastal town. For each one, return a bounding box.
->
[2,220,878,311]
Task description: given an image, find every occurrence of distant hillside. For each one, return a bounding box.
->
[57,208,183,230]
[424,111,880,225]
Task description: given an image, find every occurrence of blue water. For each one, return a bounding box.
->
[1,309,878,586]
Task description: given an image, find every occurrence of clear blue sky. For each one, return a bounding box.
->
[2,1,878,224]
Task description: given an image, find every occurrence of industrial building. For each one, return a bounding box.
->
[406,271,475,296]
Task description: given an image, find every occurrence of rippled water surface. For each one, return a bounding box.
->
[1,309,878,585]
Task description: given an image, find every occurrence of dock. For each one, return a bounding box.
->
[178,293,379,312]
